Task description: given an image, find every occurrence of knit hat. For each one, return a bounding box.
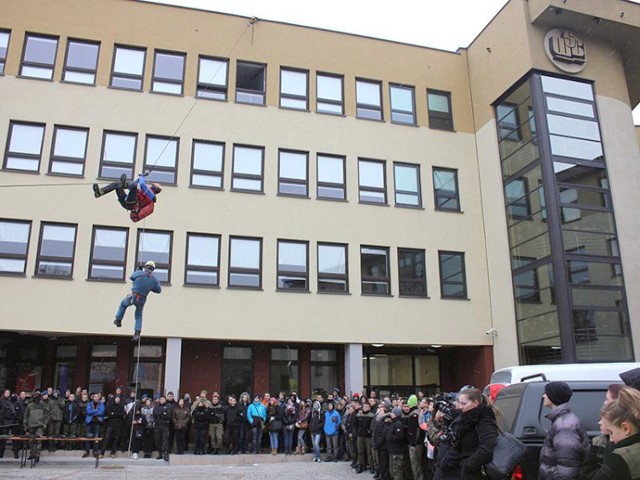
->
[620,367,640,391]
[383,399,392,411]
[407,395,418,408]
[391,407,402,418]
[545,381,572,406]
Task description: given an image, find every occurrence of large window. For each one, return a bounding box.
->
[280,68,309,110]
[197,56,228,100]
[89,345,117,395]
[277,240,308,291]
[62,39,99,85]
[144,135,178,184]
[512,257,541,303]
[49,125,89,176]
[310,349,338,395]
[505,177,531,219]
[356,79,383,120]
[278,150,308,196]
[151,50,185,95]
[136,229,172,283]
[99,131,137,180]
[3,121,45,172]
[390,84,416,125]
[185,233,220,287]
[110,45,146,91]
[88,226,129,281]
[439,251,467,299]
[270,347,299,394]
[359,159,387,204]
[232,145,264,193]
[20,33,58,80]
[191,140,224,188]
[236,61,266,105]
[317,154,346,200]
[394,163,421,207]
[35,222,77,278]
[222,346,253,398]
[0,30,10,75]
[131,344,163,397]
[361,246,390,295]
[317,242,348,293]
[0,219,31,275]
[316,72,343,115]
[433,168,460,211]
[427,90,453,131]
[398,248,427,297]
[228,236,262,289]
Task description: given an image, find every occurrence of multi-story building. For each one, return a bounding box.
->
[1,0,639,398]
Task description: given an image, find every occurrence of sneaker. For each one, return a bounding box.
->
[92,184,102,198]
[110,453,116,458]
[132,331,141,342]
[113,319,122,328]
[132,453,139,460]
[82,452,89,458]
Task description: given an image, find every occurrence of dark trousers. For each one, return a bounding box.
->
[143,428,154,455]
[102,181,137,210]
[0,423,22,457]
[239,422,248,453]
[194,424,208,454]
[101,424,122,454]
[154,425,169,456]
[224,425,240,453]
[85,423,101,454]
[378,448,391,480]
[175,428,188,454]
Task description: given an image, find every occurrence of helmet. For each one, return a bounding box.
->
[151,183,162,194]
[144,260,156,270]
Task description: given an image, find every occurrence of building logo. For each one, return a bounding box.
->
[544,29,586,73]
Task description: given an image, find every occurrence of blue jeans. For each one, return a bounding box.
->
[115,293,146,332]
[85,422,101,453]
[312,433,321,460]
[283,427,294,452]
[269,431,279,450]
[251,426,262,454]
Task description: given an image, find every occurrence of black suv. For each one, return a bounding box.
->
[493,379,613,480]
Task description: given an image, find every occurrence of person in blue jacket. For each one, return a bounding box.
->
[247,395,267,454]
[324,401,342,462]
[114,260,162,341]
[83,392,105,458]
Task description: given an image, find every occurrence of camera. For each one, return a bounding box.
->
[434,392,456,421]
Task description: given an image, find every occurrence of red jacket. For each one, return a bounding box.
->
[130,191,155,223]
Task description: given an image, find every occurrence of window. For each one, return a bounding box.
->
[361,246,390,295]
[222,346,253,399]
[89,345,117,395]
[0,30,10,75]
[20,33,58,80]
[317,154,346,200]
[359,159,387,204]
[236,61,266,105]
[185,233,220,286]
[356,79,383,120]
[110,45,146,91]
[0,219,31,275]
[559,188,580,223]
[191,140,224,188]
[280,68,309,110]
[278,150,308,196]
[398,248,427,297]
[394,163,421,207]
[136,229,172,283]
[439,251,467,298]
[3,121,45,172]
[144,135,179,184]
[151,50,185,95]
[433,168,460,211]
[62,39,99,85]
[277,240,308,291]
[316,72,343,114]
[228,236,262,289]
[505,177,530,219]
[310,349,338,395]
[197,56,228,100]
[88,226,129,281]
[318,242,348,293]
[608,238,622,277]
[270,347,299,393]
[567,247,589,284]
[35,222,77,278]
[49,126,89,176]
[232,145,264,193]
[496,103,521,141]
[99,131,137,180]
[512,257,540,303]
[427,90,453,130]
[131,344,164,396]
[390,84,416,125]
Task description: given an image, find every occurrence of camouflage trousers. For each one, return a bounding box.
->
[409,444,424,480]
[389,452,407,480]
[357,436,372,468]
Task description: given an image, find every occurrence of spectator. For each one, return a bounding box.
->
[620,368,640,391]
[101,395,125,458]
[295,400,311,454]
[224,395,242,454]
[140,397,155,458]
[238,392,251,454]
[282,397,297,455]
[153,395,171,461]
[266,396,282,455]
[247,394,267,454]
[372,403,393,480]
[309,400,324,462]
[171,397,191,455]
[387,407,408,480]
[83,392,105,459]
[356,402,375,473]
[192,398,210,455]
[209,392,225,454]
[324,401,342,462]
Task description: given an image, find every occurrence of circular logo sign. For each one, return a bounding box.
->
[544,29,587,73]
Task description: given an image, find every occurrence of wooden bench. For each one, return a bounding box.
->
[1,436,103,469]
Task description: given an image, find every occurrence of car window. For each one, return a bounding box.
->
[490,371,512,384]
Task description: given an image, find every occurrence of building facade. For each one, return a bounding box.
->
[0,0,639,398]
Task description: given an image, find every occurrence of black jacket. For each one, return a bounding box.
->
[153,403,171,427]
[225,404,243,427]
[63,400,80,424]
[453,405,499,480]
[386,417,408,455]
[104,402,126,428]
[356,411,375,438]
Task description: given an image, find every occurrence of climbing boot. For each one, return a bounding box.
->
[113,319,122,328]
[132,330,141,342]
[120,173,128,188]
[93,184,103,198]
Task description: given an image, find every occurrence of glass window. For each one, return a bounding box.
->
[439,251,467,298]
[394,163,421,207]
[144,135,179,184]
[3,121,45,172]
[99,131,137,180]
[427,90,453,130]
[63,39,99,85]
[567,247,590,284]
[232,145,264,192]
[236,60,266,105]
[356,79,383,120]
[222,346,253,398]
[228,236,262,289]
[496,103,522,141]
[197,56,228,100]
[310,349,338,395]
[278,150,308,196]
[390,84,416,125]
[359,159,387,204]
[132,344,164,396]
[546,96,595,119]
[316,72,343,115]
[0,30,10,75]
[20,33,58,80]
[361,246,390,295]
[111,45,146,91]
[398,248,427,297]
[270,347,299,393]
[136,229,172,283]
[540,75,594,101]
[89,226,128,281]
[191,140,224,188]
[90,345,117,395]
[185,233,220,287]
[318,242,348,293]
[152,50,185,95]
[35,222,77,278]
[280,67,309,110]
[433,168,460,211]
[0,219,31,275]
[608,238,622,277]
[49,126,89,176]
[277,240,308,291]
[512,257,541,303]
[505,177,531,219]
[317,154,346,200]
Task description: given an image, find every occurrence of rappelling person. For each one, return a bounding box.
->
[93,172,162,223]
[114,260,162,342]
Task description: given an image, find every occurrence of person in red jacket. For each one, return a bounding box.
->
[93,173,161,223]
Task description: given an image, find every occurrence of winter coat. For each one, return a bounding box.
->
[141,405,155,429]
[406,408,425,446]
[246,401,267,427]
[309,409,324,434]
[296,406,310,429]
[581,434,614,480]
[225,404,243,427]
[104,402,126,428]
[48,397,65,422]
[85,400,105,425]
[453,404,499,480]
[172,405,191,430]
[192,405,210,428]
[372,414,392,450]
[386,417,408,455]
[539,403,590,480]
[209,402,225,424]
[63,399,80,424]
[24,399,49,430]
[323,409,341,436]
[592,432,640,480]
[153,403,171,427]
[355,410,375,438]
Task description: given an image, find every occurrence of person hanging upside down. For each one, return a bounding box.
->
[93,173,162,223]
[114,260,162,342]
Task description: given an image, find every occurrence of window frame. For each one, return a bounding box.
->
[151,49,186,96]
[190,139,225,189]
[438,250,468,299]
[316,153,346,201]
[0,29,12,75]
[427,89,454,131]
[88,225,129,282]
[231,144,265,193]
[393,162,422,208]
[390,83,416,125]
[360,245,391,295]
[317,242,349,294]
[316,72,344,115]
[235,60,266,105]
[62,37,100,86]
[34,221,78,279]
[279,67,309,110]
[228,236,263,290]
[143,135,179,185]
[277,239,309,292]
[278,149,309,197]
[185,232,221,287]
[358,158,387,205]
[19,32,59,80]
[356,78,384,121]
[48,124,89,176]
[99,130,138,181]
[135,228,173,284]
[432,167,461,212]
[3,121,46,172]
[110,44,147,91]
[196,55,229,100]
[398,247,427,297]
[0,218,32,276]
